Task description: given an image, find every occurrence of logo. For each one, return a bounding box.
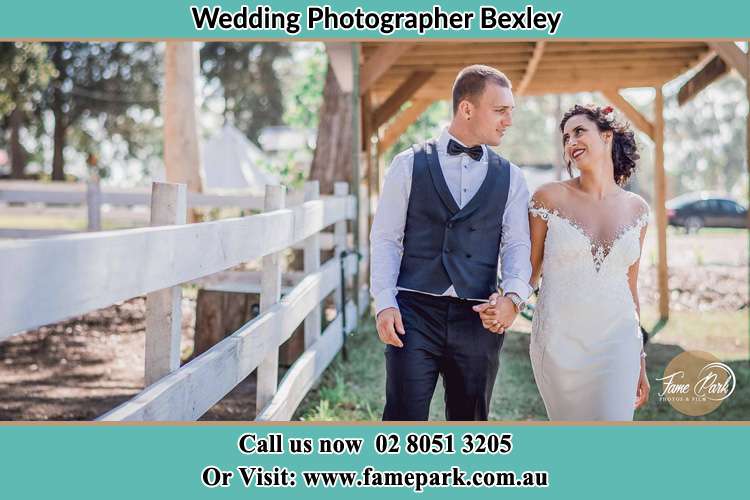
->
[656,351,736,416]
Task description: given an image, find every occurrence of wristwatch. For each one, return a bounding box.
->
[504,292,527,314]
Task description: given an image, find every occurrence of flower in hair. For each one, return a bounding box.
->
[602,106,614,115]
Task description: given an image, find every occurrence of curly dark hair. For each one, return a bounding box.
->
[559,104,640,186]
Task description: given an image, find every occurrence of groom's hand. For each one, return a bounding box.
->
[376,307,406,347]
[473,293,517,334]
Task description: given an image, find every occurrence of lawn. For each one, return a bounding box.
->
[295,305,749,421]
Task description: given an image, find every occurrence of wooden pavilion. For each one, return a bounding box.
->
[340,41,750,321]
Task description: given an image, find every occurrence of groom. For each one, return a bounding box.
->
[370,65,534,421]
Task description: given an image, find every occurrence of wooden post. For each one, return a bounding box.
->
[164,42,203,223]
[554,94,564,180]
[86,173,101,232]
[144,182,188,386]
[654,87,669,320]
[256,184,286,413]
[351,43,363,314]
[333,182,349,316]
[303,181,321,349]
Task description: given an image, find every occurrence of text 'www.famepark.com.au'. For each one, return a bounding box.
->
[224,465,550,492]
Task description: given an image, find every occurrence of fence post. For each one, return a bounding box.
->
[303,181,321,348]
[357,181,370,312]
[144,182,187,386]
[333,182,349,321]
[86,173,102,231]
[256,184,286,413]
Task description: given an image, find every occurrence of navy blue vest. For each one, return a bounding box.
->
[396,140,511,299]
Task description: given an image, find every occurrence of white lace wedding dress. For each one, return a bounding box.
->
[529,199,649,421]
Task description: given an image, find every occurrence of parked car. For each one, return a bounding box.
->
[666,193,748,232]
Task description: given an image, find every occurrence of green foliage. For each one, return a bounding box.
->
[282,44,327,130]
[255,150,308,189]
[42,42,163,177]
[665,74,748,200]
[0,42,55,117]
[200,42,291,142]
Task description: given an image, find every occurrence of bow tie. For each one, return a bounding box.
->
[447,139,483,161]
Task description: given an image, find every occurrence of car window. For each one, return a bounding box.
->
[708,200,723,212]
[719,201,736,213]
[692,200,709,211]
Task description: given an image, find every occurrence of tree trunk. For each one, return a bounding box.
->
[308,63,353,194]
[9,107,27,179]
[50,43,66,182]
[51,110,66,181]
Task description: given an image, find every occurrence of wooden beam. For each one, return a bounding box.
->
[517,41,546,95]
[677,55,729,106]
[360,43,414,94]
[393,48,707,67]
[412,76,669,100]
[600,89,656,140]
[378,98,435,152]
[654,87,669,320]
[164,42,202,194]
[709,42,749,80]
[324,42,353,93]
[373,71,434,129]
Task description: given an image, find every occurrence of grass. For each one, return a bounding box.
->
[295,307,749,421]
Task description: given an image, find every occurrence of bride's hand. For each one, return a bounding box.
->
[634,358,650,409]
[473,293,516,334]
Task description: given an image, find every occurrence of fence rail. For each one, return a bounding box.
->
[0,180,366,422]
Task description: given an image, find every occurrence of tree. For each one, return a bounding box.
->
[200,42,291,143]
[307,63,353,194]
[665,74,747,199]
[44,42,161,181]
[0,42,55,178]
[283,44,326,131]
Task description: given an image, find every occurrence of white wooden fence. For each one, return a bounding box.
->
[0,180,368,421]
[0,180,350,252]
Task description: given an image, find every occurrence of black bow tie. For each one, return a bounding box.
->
[447,139,483,161]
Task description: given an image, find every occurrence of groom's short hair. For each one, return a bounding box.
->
[452,65,512,114]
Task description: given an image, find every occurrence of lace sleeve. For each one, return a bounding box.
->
[634,202,651,230]
[529,198,553,221]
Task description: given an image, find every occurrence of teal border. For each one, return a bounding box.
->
[1,424,748,498]
[1,1,749,39]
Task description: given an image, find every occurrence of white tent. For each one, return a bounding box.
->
[201,123,279,192]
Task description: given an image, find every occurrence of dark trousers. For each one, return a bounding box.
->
[382,291,504,421]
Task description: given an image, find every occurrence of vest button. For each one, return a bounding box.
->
[444,248,451,254]
[446,222,453,229]
[466,254,472,258]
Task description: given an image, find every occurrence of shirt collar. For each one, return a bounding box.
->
[437,127,488,163]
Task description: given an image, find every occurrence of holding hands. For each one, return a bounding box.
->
[473,292,519,334]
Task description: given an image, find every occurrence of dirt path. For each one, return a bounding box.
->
[0,296,259,420]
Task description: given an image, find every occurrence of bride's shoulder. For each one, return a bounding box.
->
[529,181,569,218]
[530,181,569,207]
[622,191,650,215]
[619,191,650,229]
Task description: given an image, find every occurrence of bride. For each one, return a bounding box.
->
[486,104,651,420]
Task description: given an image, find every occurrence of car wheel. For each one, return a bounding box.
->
[685,216,703,233]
